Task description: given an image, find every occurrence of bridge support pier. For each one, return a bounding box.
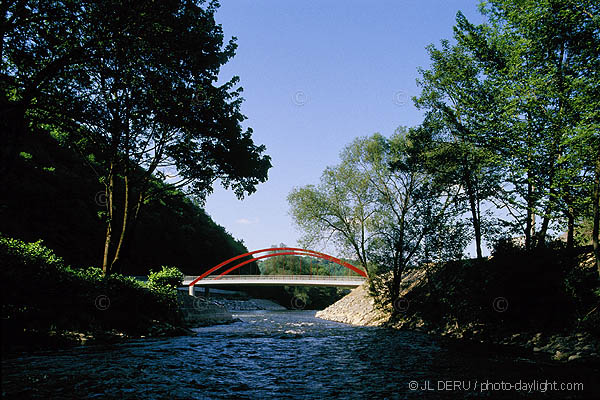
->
[188,284,195,296]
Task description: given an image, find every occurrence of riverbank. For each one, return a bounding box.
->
[317,283,600,363]
[1,236,202,354]
[317,250,600,364]
[2,292,240,354]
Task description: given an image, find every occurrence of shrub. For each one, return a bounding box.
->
[491,237,525,257]
[0,235,64,270]
[1,235,184,345]
[148,266,184,290]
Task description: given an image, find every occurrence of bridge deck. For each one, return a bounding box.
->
[184,275,366,287]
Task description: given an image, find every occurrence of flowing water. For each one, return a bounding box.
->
[2,310,598,399]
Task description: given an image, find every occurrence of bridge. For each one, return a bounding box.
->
[187,247,368,296]
[184,274,365,287]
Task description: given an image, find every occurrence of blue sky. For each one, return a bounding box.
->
[204,0,486,255]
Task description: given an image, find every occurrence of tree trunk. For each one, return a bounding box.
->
[391,247,405,306]
[118,190,146,266]
[537,214,551,249]
[391,267,401,304]
[102,166,115,275]
[110,174,130,274]
[102,221,112,275]
[465,171,483,259]
[566,208,574,251]
[537,187,557,249]
[525,178,536,251]
[593,157,600,278]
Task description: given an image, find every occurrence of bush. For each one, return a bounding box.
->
[148,266,184,289]
[1,235,184,347]
[491,237,525,257]
[0,235,64,273]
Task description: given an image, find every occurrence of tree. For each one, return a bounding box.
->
[414,40,504,258]
[452,1,599,259]
[288,155,374,276]
[3,0,272,275]
[289,129,469,304]
[1,0,90,177]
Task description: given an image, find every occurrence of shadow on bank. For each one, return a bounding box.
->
[317,243,600,364]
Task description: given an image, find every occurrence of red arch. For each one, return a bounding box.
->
[188,247,367,287]
[218,251,352,278]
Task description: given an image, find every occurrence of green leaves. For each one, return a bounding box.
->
[4,1,272,274]
[289,130,470,301]
[148,266,184,290]
[1,235,184,337]
[414,0,600,252]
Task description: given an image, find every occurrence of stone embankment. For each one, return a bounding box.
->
[315,283,388,326]
[177,291,235,327]
[215,298,288,311]
[177,292,288,326]
[316,269,424,326]
[501,331,599,362]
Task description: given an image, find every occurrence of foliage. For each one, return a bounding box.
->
[413,38,504,258]
[148,266,184,290]
[288,160,373,270]
[449,1,600,256]
[575,217,595,246]
[0,235,183,351]
[491,237,524,258]
[289,129,470,302]
[283,285,350,310]
[0,131,257,276]
[2,0,272,275]
[258,252,360,277]
[0,236,64,270]
[392,248,599,335]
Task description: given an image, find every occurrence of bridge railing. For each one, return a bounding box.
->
[184,274,366,295]
[185,274,365,281]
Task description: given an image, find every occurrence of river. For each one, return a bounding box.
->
[2,310,599,399]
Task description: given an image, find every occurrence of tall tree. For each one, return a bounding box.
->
[288,159,374,276]
[453,1,599,256]
[3,0,272,275]
[414,40,504,258]
[289,129,468,304]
